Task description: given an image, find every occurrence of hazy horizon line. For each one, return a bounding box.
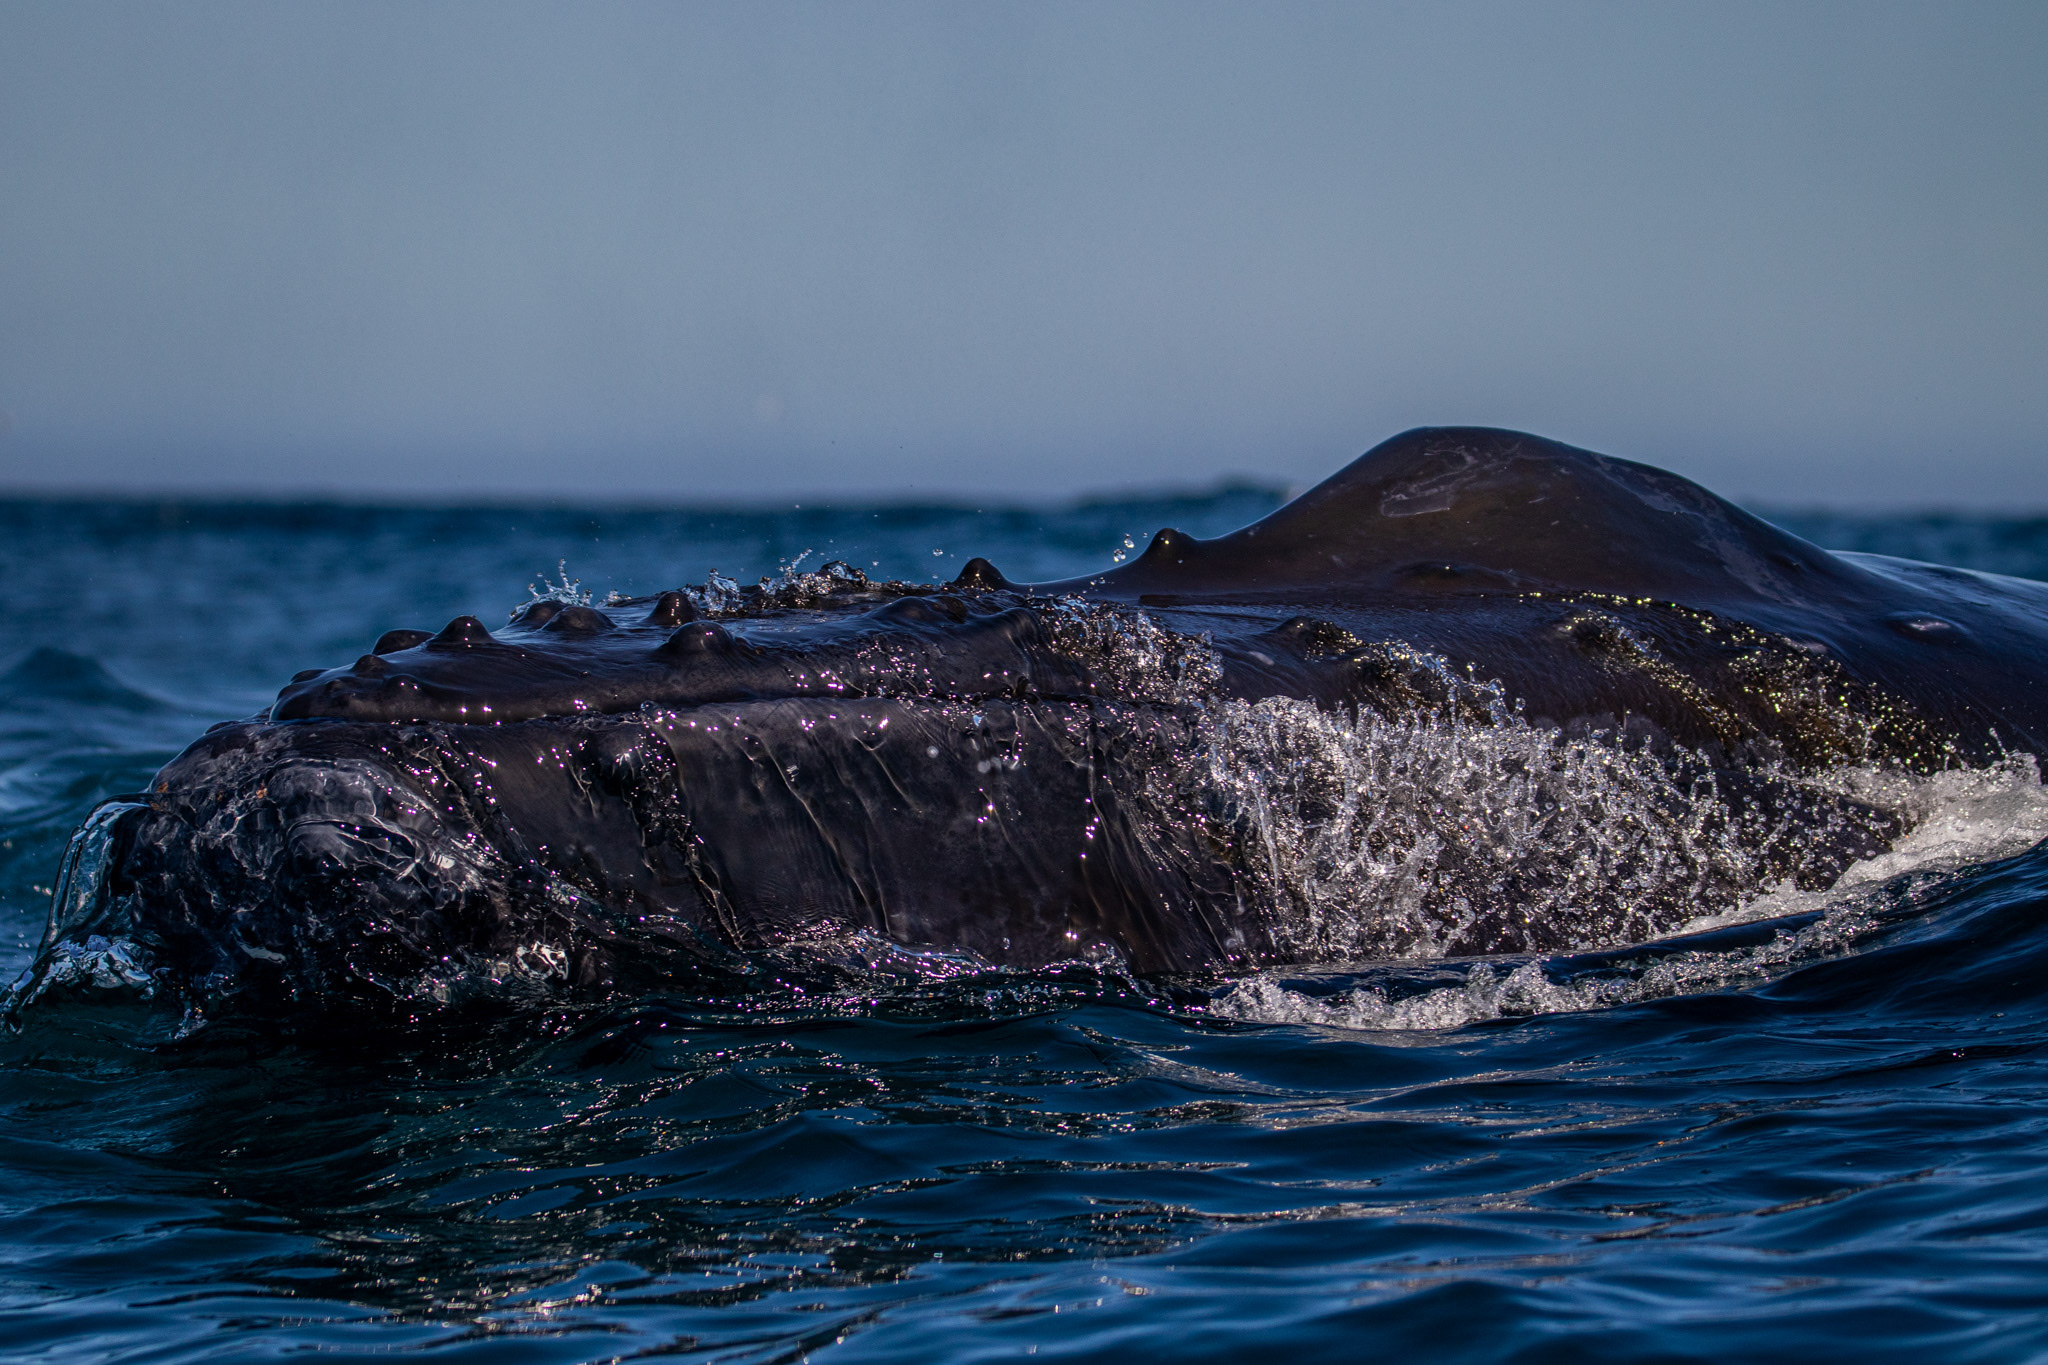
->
[0,477,2041,522]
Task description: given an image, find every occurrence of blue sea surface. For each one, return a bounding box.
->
[3,491,2048,1362]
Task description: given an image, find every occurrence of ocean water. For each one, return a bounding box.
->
[4,491,2048,1362]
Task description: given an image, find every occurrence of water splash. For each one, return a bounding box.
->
[1044,598,1222,705]
[690,570,743,615]
[520,560,590,609]
[1683,753,2048,931]
[758,555,871,607]
[1210,754,2048,1031]
[1210,901,1875,1032]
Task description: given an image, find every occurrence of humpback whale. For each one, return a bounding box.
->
[17,429,2048,1018]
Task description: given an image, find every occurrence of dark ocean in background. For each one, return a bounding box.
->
[4,488,2048,1363]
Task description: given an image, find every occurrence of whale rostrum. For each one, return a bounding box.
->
[18,428,2048,1018]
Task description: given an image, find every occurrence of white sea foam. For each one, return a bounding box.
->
[1679,754,2048,931]
[1210,753,2048,1033]
[1161,686,1884,960]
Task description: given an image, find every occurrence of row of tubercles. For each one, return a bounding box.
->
[363,577,1025,681]
[376,591,705,658]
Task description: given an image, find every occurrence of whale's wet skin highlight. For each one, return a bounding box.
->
[6,431,2048,1362]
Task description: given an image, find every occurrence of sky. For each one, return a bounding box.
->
[0,1,2043,508]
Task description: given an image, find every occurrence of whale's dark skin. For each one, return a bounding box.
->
[24,429,2048,1016]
